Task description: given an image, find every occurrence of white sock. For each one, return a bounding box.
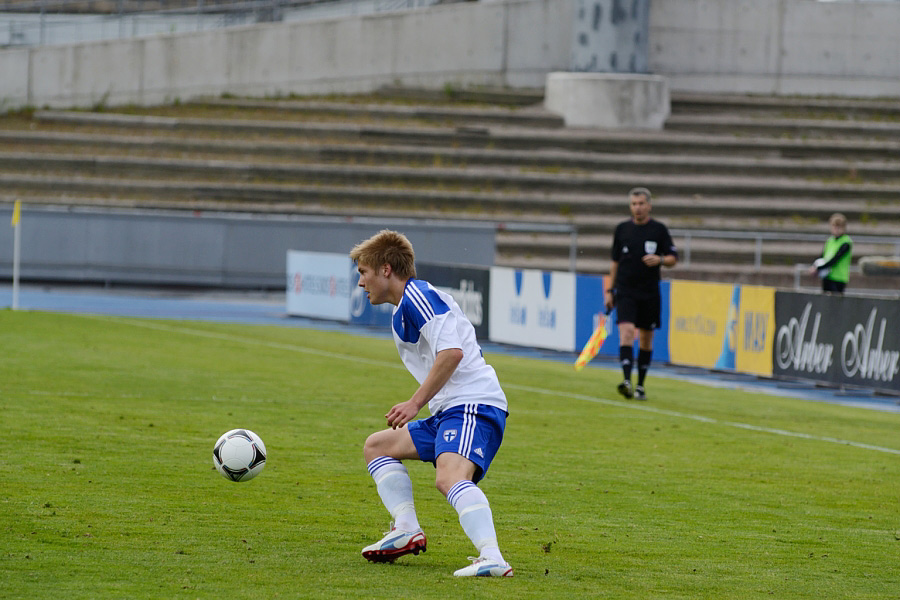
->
[447,480,505,564]
[367,457,420,532]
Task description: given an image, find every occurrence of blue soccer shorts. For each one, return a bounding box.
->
[407,404,507,484]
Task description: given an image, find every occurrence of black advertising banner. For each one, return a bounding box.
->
[774,292,900,393]
[417,263,490,341]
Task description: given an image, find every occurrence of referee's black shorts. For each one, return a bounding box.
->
[614,290,661,330]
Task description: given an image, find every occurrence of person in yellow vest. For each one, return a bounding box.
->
[809,213,853,294]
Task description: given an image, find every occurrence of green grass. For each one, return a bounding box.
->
[2,311,899,599]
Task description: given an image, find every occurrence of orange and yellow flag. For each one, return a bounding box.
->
[574,312,610,371]
[11,200,21,227]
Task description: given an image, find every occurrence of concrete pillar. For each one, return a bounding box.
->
[544,71,670,129]
[571,0,650,74]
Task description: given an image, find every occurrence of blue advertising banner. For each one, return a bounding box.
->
[575,273,607,354]
[574,274,671,363]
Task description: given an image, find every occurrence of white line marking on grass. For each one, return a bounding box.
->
[506,384,900,456]
[81,315,900,457]
[77,315,401,369]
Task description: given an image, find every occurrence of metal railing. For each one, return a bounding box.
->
[670,228,900,269]
[496,221,578,272]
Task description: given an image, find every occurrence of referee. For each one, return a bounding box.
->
[604,188,677,400]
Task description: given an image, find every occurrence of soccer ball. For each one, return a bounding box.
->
[213,429,267,482]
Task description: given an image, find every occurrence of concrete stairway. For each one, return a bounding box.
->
[1,89,898,290]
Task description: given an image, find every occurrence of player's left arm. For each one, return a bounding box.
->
[819,241,852,269]
[660,252,677,268]
[659,225,678,268]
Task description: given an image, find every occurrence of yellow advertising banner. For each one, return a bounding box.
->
[735,285,775,376]
[669,281,733,368]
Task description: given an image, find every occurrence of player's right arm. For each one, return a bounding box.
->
[606,226,622,312]
[605,259,618,312]
[385,347,463,429]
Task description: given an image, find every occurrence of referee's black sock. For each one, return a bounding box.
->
[637,348,653,387]
[619,345,633,381]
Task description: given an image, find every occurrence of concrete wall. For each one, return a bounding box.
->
[0,0,574,110]
[1,0,899,111]
[0,207,497,288]
[650,0,900,97]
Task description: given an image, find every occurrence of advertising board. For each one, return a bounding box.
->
[418,263,490,340]
[574,275,672,363]
[774,292,900,392]
[489,267,576,352]
[286,251,351,321]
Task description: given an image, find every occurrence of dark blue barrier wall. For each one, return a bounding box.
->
[575,273,671,363]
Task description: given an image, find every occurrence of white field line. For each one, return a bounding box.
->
[79,315,900,457]
[505,384,900,456]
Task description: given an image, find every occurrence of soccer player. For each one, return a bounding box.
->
[605,187,677,400]
[350,229,513,578]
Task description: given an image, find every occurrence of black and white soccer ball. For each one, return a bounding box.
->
[213,429,267,482]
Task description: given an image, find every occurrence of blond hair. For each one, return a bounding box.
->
[349,229,417,279]
[829,213,847,228]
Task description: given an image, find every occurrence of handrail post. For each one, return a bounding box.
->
[755,236,762,269]
[569,228,577,273]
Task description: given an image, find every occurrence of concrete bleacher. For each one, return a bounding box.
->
[1,88,898,290]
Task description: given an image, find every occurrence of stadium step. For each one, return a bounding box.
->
[30,110,900,160]
[2,91,898,291]
[3,150,900,207]
[5,129,900,182]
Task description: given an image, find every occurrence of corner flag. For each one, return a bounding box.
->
[574,310,611,371]
[11,199,22,310]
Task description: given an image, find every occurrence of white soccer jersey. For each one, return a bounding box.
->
[392,279,508,415]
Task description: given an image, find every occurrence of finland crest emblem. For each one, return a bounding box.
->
[443,429,458,443]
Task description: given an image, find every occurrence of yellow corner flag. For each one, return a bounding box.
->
[11,200,21,227]
[574,311,611,371]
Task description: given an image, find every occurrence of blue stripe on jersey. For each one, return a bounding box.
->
[393,279,451,343]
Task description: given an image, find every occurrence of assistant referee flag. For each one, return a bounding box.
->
[574,311,610,371]
[11,200,20,226]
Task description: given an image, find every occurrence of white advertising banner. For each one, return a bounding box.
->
[286,250,352,321]
[488,267,576,352]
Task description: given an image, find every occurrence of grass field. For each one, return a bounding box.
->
[2,310,899,599]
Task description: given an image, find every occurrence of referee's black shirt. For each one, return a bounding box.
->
[611,219,677,297]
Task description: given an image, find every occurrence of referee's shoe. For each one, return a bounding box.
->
[617,380,633,399]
